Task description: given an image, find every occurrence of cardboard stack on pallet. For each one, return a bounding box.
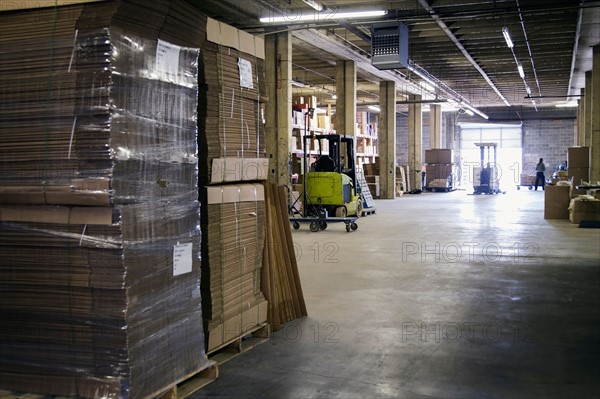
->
[200,184,268,353]
[197,19,269,353]
[198,18,268,185]
[0,1,211,398]
[424,149,455,190]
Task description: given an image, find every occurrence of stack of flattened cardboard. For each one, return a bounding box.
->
[196,19,271,352]
[198,18,268,185]
[200,184,268,352]
[0,1,211,398]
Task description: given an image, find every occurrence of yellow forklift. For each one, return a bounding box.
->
[290,131,362,233]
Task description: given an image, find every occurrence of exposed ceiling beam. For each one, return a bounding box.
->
[568,0,585,98]
[417,0,511,107]
[291,28,488,119]
[292,29,411,87]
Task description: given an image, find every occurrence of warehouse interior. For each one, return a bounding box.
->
[0,0,599,398]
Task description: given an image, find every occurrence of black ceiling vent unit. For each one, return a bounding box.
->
[371,22,409,70]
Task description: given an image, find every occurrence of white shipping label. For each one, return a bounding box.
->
[173,242,193,276]
[156,39,181,81]
[238,58,254,89]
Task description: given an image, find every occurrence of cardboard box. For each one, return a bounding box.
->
[568,147,590,168]
[544,185,570,219]
[209,158,269,184]
[425,149,453,164]
[207,298,268,353]
[429,179,450,188]
[569,167,590,185]
[204,183,264,205]
[569,167,590,197]
[0,205,113,225]
[206,17,265,59]
[569,200,600,224]
[317,115,331,131]
[363,162,380,176]
[425,164,453,185]
[365,175,380,184]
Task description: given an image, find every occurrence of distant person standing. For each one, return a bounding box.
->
[535,158,546,191]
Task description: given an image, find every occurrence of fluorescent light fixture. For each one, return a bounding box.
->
[502,27,514,49]
[555,102,578,108]
[517,63,525,78]
[368,105,381,112]
[302,0,323,11]
[260,10,387,23]
[291,80,306,88]
[526,86,532,95]
[464,109,474,116]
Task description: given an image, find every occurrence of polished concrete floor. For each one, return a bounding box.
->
[194,189,600,398]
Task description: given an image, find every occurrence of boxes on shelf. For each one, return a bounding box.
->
[544,185,571,219]
[362,161,380,176]
[569,199,600,224]
[317,115,331,131]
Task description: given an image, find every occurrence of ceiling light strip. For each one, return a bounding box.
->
[260,10,386,23]
[516,0,542,103]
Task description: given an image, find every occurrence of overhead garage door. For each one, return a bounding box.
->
[458,123,523,190]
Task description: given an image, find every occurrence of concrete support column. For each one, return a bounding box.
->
[585,71,593,147]
[429,104,442,149]
[577,88,585,146]
[265,32,292,185]
[335,60,356,136]
[592,45,600,183]
[379,81,396,199]
[408,95,423,190]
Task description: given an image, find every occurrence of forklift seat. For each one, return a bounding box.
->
[314,155,335,172]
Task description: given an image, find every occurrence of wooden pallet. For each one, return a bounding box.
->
[158,361,219,399]
[361,207,376,216]
[208,323,270,365]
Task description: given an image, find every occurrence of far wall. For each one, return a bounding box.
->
[395,111,577,181]
[522,119,576,175]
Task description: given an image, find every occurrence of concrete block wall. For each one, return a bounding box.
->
[396,112,458,166]
[396,112,409,165]
[522,119,575,176]
[395,112,431,166]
